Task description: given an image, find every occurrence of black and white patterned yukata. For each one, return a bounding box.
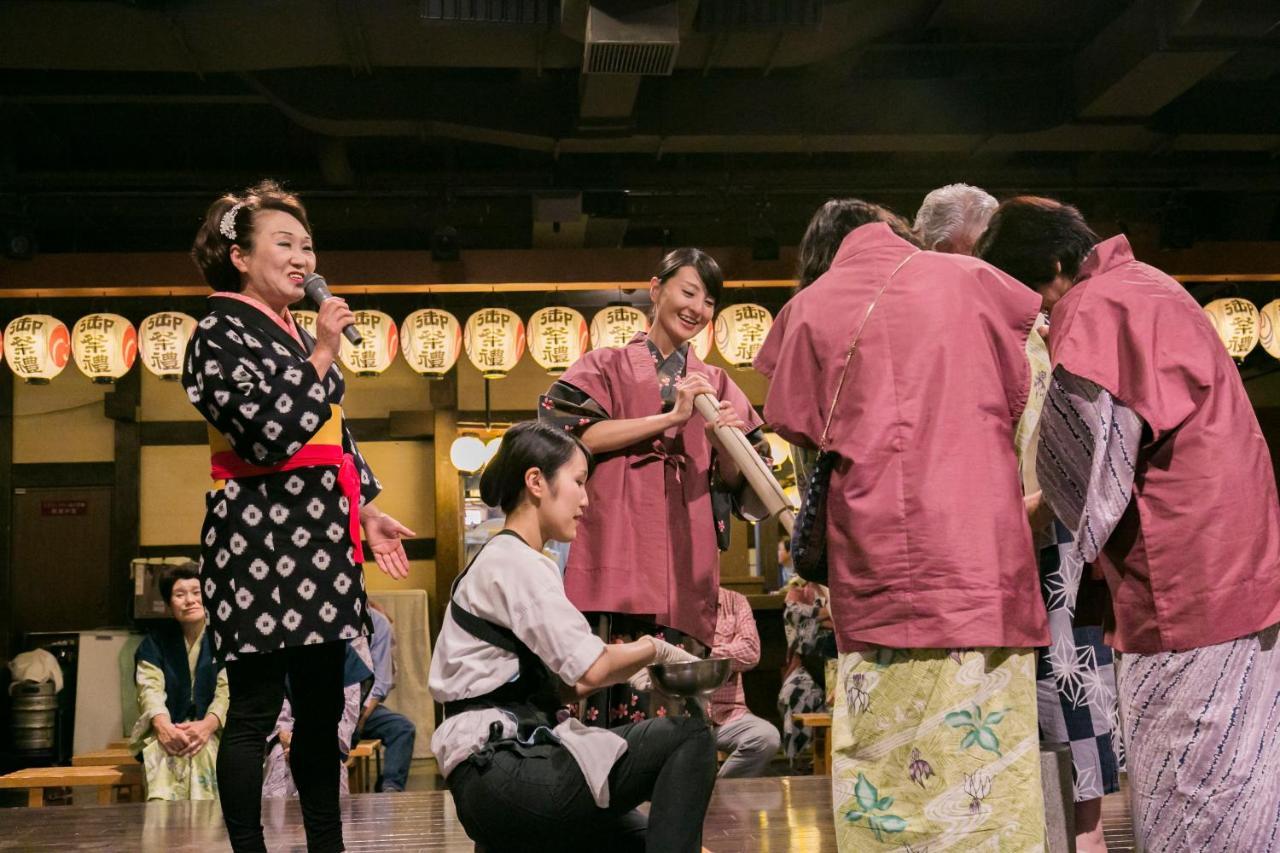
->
[182,296,380,662]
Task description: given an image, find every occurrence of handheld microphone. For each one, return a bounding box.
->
[302,273,363,346]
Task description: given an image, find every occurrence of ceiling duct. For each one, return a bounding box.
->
[420,0,555,25]
[583,2,680,76]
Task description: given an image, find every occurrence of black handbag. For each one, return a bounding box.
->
[790,252,919,584]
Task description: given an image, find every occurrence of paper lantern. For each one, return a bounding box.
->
[450,435,488,473]
[484,436,503,464]
[1260,300,1280,359]
[528,307,589,375]
[400,309,463,379]
[714,303,774,368]
[783,484,801,509]
[690,322,713,361]
[590,304,649,349]
[3,314,70,384]
[464,308,526,379]
[72,312,137,383]
[138,311,196,380]
[764,433,791,470]
[338,310,399,377]
[291,310,318,340]
[1204,298,1259,360]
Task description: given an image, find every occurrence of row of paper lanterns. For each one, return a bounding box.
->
[1203,298,1280,360]
[0,303,776,385]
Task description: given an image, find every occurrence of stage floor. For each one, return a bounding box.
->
[0,776,1135,852]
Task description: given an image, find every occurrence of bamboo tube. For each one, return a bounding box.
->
[693,393,795,534]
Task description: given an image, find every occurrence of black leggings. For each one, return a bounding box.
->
[448,714,717,853]
[218,641,346,853]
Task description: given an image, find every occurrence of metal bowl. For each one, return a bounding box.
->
[648,657,732,698]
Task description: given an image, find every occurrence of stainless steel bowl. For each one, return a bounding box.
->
[648,657,732,698]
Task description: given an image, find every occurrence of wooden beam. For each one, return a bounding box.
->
[108,368,142,627]
[0,367,13,661]
[431,373,461,641]
[12,463,115,488]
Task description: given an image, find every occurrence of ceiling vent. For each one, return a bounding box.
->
[583,2,679,76]
[420,0,554,25]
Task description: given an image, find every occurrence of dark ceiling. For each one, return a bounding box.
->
[1,0,1279,256]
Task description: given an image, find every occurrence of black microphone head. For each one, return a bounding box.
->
[302,273,331,306]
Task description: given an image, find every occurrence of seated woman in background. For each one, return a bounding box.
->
[777,574,836,770]
[130,564,228,801]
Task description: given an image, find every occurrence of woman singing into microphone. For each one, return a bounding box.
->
[184,180,413,853]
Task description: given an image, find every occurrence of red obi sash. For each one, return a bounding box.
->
[208,403,364,562]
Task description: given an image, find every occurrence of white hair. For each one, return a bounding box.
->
[913,183,998,252]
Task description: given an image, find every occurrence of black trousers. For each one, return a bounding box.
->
[448,715,717,853]
[218,641,347,853]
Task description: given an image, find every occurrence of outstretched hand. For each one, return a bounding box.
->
[362,509,416,580]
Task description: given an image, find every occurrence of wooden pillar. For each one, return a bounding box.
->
[0,367,14,661]
[105,366,140,627]
[430,372,461,641]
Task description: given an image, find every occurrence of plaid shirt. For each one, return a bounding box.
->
[707,587,760,726]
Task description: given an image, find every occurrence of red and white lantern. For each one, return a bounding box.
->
[528,307,589,375]
[714,303,773,369]
[4,314,70,384]
[138,311,196,380]
[400,309,463,379]
[72,312,137,383]
[589,304,648,349]
[464,308,526,379]
[338,310,399,377]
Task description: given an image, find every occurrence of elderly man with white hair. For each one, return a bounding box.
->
[913,182,998,254]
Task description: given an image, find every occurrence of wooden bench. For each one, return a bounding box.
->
[0,764,143,807]
[345,739,383,794]
[71,748,136,767]
[794,712,833,775]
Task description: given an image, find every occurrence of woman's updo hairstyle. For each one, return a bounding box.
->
[479,421,594,514]
[654,247,724,307]
[191,179,312,293]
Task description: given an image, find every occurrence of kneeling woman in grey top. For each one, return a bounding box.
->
[428,421,716,853]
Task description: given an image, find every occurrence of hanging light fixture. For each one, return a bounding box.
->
[690,322,713,361]
[3,314,70,384]
[1259,299,1280,359]
[484,435,503,464]
[714,303,774,369]
[589,304,648,349]
[72,312,137,383]
[338,309,399,377]
[292,309,318,340]
[1203,298,1259,360]
[400,308,463,379]
[464,308,526,379]
[528,306,589,375]
[450,435,488,474]
[138,311,196,380]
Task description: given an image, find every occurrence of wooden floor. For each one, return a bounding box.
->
[0,776,1135,852]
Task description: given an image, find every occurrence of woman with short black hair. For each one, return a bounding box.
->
[429,421,716,852]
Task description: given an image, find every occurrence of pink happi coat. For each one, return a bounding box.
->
[755,223,1048,652]
[1049,234,1280,653]
[556,333,762,645]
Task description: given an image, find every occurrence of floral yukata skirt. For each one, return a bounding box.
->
[831,647,1045,851]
